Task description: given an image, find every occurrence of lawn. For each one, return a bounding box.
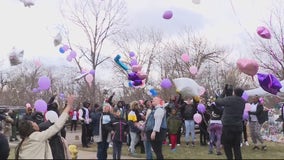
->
[8,136,284,159]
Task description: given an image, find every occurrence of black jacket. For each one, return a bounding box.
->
[111,116,128,142]
[215,96,245,127]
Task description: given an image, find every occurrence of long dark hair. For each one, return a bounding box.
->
[15,120,35,159]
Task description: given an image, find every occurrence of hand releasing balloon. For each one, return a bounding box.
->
[236,58,259,77]
[257,73,282,95]
[114,54,129,71]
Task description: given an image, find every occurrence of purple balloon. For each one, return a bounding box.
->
[257,73,282,95]
[243,111,249,120]
[59,93,65,100]
[32,88,38,93]
[197,103,206,113]
[163,10,173,19]
[69,50,77,58]
[38,76,51,90]
[66,55,72,62]
[241,91,248,101]
[130,59,138,66]
[129,51,135,57]
[89,69,95,75]
[160,78,172,89]
[128,72,140,81]
[132,80,142,86]
[62,44,69,51]
[34,99,47,113]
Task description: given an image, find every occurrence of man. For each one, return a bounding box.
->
[215,87,245,160]
[145,97,167,160]
[79,101,91,148]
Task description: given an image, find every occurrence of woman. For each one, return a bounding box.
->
[15,95,74,159]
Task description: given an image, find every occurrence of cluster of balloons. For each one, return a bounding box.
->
[32,76,51,93]
[58,44,77,62]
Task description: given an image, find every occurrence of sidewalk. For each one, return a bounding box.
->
[65,130,140,159]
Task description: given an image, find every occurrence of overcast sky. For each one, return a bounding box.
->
[0,0,279,72]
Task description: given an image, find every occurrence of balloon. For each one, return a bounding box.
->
[66,55,73,62]
[163,10,173,19]
[137,71,147,80]
[34,59,42,68]
[129,51,135,57]
[192,0,200,4]
[114,54,129,71]
[149,88,158,96]
[244,103,251,112]
[199,86,206,96]
[160,78,172,89]
[59,47,65,53]
[189,66,198,75]
[130,59,138,66]
[32,88,39,93]
[237,58,259,77]
[34,99,47,113]
[257,26,271,39]
[173,78,204,97]
[26,103,31,108]
[259,97,264,104]
[9,47,24,66]
[59,93,65,100]
[181,53,189,62]
[132,65,142,72]
[69,50,77,58]
[132,80,142,86]
[53,32,62,46]
[85,74,93,83]
[128,72,140,81]
[257,73,282,95]
[128,81,134,87]
[38,76,51,90]
[193,113,202,124]
[45,111,58,123]
[242,91,249,101]
[243,111,249,120]
[20,0,34,7]
[62,44,69,51]
[197,103,206,113]
[89,69,95,75]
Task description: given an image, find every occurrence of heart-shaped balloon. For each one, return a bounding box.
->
[257,73,282,95]
[237,58,259,77]
[137,71,147,80]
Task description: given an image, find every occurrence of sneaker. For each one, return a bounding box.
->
[245,141,249,146]
[109,143,113,147]
[191,142,195,147]
[240,143,243,147]
[171,148,176,152]
[177,144,180,146]
[261,145,267,151]
[252,146,260,150]
[129,152,138,157]
[208,150,213,154]
[216,152,222,155]
[169,144,172,146]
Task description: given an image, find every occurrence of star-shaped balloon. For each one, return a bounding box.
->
[257,73,282,95]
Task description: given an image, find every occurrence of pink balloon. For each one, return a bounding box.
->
[137,71,147,80]
[66,55,73,62]
[244,103,251,112]
[34,59,42,68]
[193,113,202,124]
[132,65,142,72]
[237,58,259,76]
[163,10,173,19]
[257,26,271,39]
[199,86,206,95]
[85,74,93,83]
[189,66,198,75]
[181,53,189,62]
[38,76,51,90]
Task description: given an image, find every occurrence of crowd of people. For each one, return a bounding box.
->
[0,84,277,160]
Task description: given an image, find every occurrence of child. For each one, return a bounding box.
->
[111,107,128,159]
[167,108,182,151]
[0,125,10,159]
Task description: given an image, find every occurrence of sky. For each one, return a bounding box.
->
[0,0,279,73]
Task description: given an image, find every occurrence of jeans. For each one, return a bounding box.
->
[113,141,122,160]
[146,128,167,160]
[184,120,195,143]
[144,140,153,160]
[222,125,242,160]
[129,131,139,153]
[97,141,109,160]
[208,123,222,153]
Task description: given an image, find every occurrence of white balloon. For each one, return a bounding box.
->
[45,111,58,123]
[173,78,203,97]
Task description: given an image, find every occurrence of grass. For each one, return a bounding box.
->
[9,135,284,159]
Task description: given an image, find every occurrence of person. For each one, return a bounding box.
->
[1,109,13,141]
[180,96,198,147]
[281,104,284,134]
[15,95,74,159]
[167,108,182,152]
[70,107,79,132]
[215,87,245,160]
[143,100,153,160]
[9,110,19,142]
[0,125,10,160]
[248,95,267,151]
[127,101,142,156]
[22,107,33,121]
[111,107,128,160]
[145,97,167,160]
[240,120,249,147]
[78,101,91,148]
[94,103,113,160]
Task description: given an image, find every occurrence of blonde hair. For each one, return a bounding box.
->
[130,101,139,110]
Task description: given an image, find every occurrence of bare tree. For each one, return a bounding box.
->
[60,0,127,102]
